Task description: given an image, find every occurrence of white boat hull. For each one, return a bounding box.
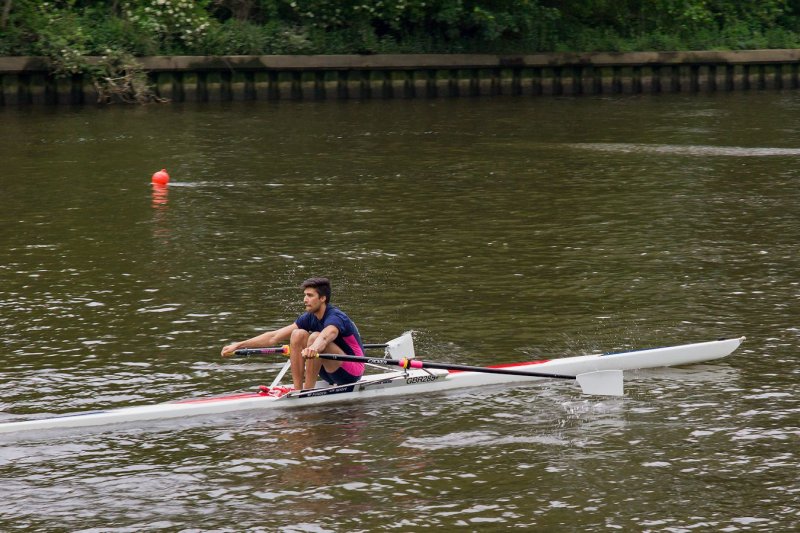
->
[0,337,744,435]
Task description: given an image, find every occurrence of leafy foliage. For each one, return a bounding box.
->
[2,0,800,57]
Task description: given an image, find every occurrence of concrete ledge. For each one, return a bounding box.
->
[3,50,800,74]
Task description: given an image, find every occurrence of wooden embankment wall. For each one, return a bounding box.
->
[2,50,800,105]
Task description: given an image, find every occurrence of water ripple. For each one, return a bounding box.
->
[570,142,800,157]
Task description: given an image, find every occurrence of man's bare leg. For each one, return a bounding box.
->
[303,332,324,389]
[303,332,349,389]
[289,329,309,390]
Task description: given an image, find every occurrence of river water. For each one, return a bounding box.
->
[0,93,798,531]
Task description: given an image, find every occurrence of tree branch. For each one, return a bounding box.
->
[1,0,13,30]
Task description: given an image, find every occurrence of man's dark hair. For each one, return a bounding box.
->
[301,277,331,303]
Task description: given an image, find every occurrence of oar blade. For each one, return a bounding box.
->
[575,370,624,396]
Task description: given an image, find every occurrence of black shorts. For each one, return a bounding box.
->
[319,366,361,386]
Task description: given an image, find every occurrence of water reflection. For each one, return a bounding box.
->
[151,183,169,210]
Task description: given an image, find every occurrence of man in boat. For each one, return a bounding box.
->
[221,277,365,390]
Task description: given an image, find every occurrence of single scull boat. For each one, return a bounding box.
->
[0,334,744,435]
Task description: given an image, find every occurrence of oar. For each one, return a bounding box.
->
[233,343,388,357]
[310,353,624,396]
[233,346,290,356]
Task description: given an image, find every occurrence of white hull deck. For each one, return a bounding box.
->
[0,336,745,435]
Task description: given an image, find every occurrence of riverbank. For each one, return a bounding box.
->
[3,50,800,105]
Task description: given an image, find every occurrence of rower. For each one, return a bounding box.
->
[221,277,365,390]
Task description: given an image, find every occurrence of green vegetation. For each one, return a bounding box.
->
[3,0,800,58]
[2,1,799,102]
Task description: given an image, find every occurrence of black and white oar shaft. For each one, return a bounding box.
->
[313,353,624,396]
[315,353,576,379]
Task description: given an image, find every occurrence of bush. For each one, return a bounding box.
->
[3,1,800,60]
[124,0,213,53]
[200,19,268,55]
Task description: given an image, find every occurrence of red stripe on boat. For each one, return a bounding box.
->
[447,359,551,374]
[174,392,265,404]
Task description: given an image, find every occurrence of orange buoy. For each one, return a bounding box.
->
[151,168,170,186]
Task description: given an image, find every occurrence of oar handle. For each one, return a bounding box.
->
[233,346,290,356]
